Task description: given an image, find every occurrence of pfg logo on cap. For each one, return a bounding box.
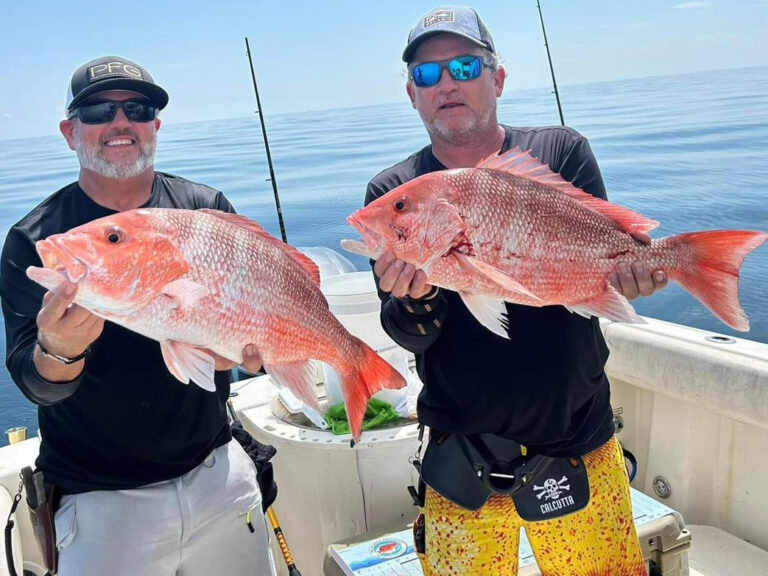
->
[424,9,454,28]
[88,61,143,83]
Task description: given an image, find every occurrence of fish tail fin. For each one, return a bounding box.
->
[338,342,406,442]
[666,230,767,331]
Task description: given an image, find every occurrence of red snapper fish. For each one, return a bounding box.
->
[26,208,405,441]
[343,148,767,336]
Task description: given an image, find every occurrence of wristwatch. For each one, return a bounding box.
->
[36,338,90,365]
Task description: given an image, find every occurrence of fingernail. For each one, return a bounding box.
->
[403,263,414,274]
[608,273,617,286]
[63,283,76,295]
[394,260,404,270]
[654,271,665,282]
[634,262,646,274]
[245,344,256,357]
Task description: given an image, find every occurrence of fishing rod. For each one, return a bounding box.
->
[535,0,565,126]
[245,37,288,244]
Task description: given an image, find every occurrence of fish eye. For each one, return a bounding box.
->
[105,226,126,244]
[393,197,410,213]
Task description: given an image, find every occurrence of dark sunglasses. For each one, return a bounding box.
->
[68,99,158,124]
[410,55,494,88]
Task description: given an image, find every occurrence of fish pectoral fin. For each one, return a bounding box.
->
[459,292,510,339]
[453,253,540,301]
[567,284,646,324]
[160,340,217,392]
[340,239,375,259]
[265,361,321,412]
[160,279,210,310]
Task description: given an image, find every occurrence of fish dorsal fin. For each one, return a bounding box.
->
[475,147,659,243]
[199,209,321,285]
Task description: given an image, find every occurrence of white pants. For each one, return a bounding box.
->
[54,439,277,576]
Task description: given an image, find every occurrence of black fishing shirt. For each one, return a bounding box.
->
[365,125,615,457]
[1,172,235,493]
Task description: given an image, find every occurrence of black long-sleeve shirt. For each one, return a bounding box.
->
[1,172,235,494]
[365,126,615,457]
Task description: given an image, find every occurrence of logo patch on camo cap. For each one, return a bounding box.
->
[424,9,454,28]
[402,6,496,62]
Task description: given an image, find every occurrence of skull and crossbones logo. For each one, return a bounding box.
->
[533,476,570,501]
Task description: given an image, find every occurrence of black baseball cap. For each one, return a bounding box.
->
[403,6,496,63]
[65,56,169,113]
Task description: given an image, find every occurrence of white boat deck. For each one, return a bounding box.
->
[687,525,768,576]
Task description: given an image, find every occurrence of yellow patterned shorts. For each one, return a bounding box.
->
[417,436,646,576]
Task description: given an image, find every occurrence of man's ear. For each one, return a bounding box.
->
[406,82,416,109]
[60,119,76,151]
[155,117,162,131]
[495,65,506,98]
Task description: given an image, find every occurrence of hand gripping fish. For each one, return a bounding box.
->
[343,147,767,336]
[27,208,405,441]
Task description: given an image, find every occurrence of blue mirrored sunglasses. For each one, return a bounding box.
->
[410,55,494,88]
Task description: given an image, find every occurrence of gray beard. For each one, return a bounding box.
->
[425,101,496,147]
[74,129,155,179]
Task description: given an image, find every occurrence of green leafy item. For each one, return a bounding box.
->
[324,397,400,435]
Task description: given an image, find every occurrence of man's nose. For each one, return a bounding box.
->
[435,68,460,90]
[109,106,132,126]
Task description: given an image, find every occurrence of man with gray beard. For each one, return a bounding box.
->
[70,111,156,179]
[0,56,276,576]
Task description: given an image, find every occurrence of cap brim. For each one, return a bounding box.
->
[68,78,169,111]
[402,30,490,62]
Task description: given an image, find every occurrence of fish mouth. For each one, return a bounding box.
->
[344,214,386,259]
[36,237,88,284]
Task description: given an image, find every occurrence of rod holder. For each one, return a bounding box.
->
[5,426,27,445]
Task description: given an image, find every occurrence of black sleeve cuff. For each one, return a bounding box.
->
[398,286,444,316]
[15,345,83,406]
[385,288,448,340]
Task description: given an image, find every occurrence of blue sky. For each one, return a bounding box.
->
[1,0,766,140]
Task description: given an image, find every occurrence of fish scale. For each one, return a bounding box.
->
[428,170,642,305]
[138,211,354,367]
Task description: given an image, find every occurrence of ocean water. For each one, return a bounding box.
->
[1,66,767,442]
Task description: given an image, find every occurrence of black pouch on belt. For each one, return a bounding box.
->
[420,432,590,519]
[21,466,59,574]
[510,454,590,521]
[419,431,532,510]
